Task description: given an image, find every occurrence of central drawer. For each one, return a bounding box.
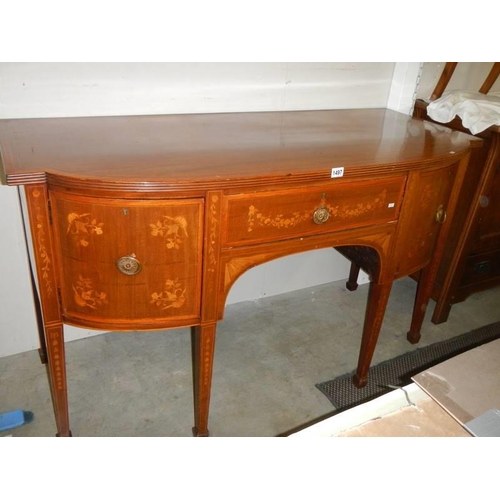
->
[222,176,406,247]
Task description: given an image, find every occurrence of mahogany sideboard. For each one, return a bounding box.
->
[0,109,476,437]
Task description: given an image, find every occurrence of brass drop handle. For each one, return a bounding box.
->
[116,254,142,275]
[435,205,447,224]
[313,206,330,225]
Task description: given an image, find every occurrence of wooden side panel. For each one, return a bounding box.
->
[50,193,204,328]
[24,185,62,325]
[200,191,223,324]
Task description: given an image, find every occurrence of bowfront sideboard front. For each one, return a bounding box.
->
[0,109,476,436]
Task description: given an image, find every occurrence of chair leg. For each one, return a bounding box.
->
[346,262,360,291]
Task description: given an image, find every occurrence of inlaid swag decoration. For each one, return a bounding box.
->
[67,212,104,247]
[247,190,389,232]
[150,215,188,249]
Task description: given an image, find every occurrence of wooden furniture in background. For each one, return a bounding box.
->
[413,62,500,323]
[0,109,474,436]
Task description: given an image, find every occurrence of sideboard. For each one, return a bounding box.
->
[0,109,476,436]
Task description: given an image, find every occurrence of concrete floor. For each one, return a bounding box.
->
[2,277,500,437]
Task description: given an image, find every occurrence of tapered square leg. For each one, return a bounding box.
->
[45,324,71,437]
[191,323,217,437]
[354,281,393,388]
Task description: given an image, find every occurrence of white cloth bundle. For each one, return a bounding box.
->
[426,90,500,135]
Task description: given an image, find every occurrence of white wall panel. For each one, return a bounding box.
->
[0,186,39,354]
[387,62,422,115]
[0,63,290,118]
[282,62,394,111]
[0,62,396,119]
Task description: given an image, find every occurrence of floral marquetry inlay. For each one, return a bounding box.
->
[150,216,188,249]
[247,204,310,232]
[151,278,186,310]
[32,189,53,296]
[47,326,65,391]
[208,195,219,270]
[247,190,389,232]
[72,275,108,309]
[67,213,104,247]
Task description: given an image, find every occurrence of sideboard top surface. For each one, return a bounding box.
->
[0,108,475,190]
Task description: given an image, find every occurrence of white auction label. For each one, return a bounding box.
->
[331,167,344,178]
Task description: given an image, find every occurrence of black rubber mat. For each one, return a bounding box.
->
[316,321,500,411]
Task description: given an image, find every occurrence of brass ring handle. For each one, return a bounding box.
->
[116,254,142,275]
[435,205,447,224]
[313,206,330,225]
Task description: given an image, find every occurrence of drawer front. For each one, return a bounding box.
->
[222,177,406,247]
[460,249,500,287]
[50,193,203,326]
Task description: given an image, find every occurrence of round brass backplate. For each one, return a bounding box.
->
[116,254,142,275]
[313,206,330,225]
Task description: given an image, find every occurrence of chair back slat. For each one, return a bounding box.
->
[430,62,500,101]
[478,62,500,94]
[430,62,458,100]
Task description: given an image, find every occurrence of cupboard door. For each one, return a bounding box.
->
[396,165,457,277]
[50,193,203,328]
